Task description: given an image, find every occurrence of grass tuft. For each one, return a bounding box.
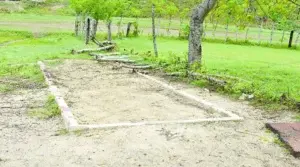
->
[28,95,60,119]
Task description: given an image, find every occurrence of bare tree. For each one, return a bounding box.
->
[188,0,217,64]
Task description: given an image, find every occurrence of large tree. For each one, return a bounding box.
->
[188,0,218,64]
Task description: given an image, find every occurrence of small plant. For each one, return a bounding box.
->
[28,95,60,119]
[179,24,190,40]
[55,128,69,136]
[132,22,140,37]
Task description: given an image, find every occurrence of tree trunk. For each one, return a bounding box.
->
[269,23,275,45]
[91,19,98,39]
[118,15,123,38]
[152,4,158,56]
[281,30,285,45]
[245,27,249,41]
[81,15,86,38]
[225,19,229,42]
[188,0,217,64]
[295,32,300,47]
[126,22,132,37]
[107,21,112,41]
[168,16,172,35]
[288,30,294,48]
[258,22,263,45]
[75,13,80,36]
[85,18,91,45]
[212,20,218,39]
[235,26,238,42]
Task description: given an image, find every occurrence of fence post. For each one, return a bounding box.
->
[225,19,229,42]
[245,28,249,41]
[235,27,238,42]
[281,30,285,46]
[258,22,263,45]
[295,31,300,47]
[203,21,206,39]
[269,23,275,45]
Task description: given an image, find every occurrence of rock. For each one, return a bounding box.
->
[239,93,247,100]
[204,88,210,93]
[239,93,254,101]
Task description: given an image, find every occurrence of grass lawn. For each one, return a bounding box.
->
[0,30,90,92]
[116,36,300,110]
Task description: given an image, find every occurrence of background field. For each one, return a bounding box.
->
[1,13,299,46]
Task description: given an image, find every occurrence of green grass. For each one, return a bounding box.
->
[116,36,300,110]
[28,95,60,119]
[0,30,91,93]
[0,13,73,23]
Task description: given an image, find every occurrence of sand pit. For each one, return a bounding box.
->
[44,59,237,127]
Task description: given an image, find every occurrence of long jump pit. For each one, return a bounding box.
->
[39,59,242,131]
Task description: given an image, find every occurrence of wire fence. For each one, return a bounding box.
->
[78,17,300,48]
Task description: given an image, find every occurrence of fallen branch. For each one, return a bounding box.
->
[89,52,123,58]
[97,58,135,63]
[121,64,152,69]
[91,38,104,47]
[164,72,187,77]
[189,72,227,86]
[102,41,116,45]
[71,45,114,54]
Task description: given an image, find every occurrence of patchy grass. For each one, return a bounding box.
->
[28,95,60,119]
[0,30,91,93]
[55,128,69,136]
[116,36,300,110]
[295,115,300,121]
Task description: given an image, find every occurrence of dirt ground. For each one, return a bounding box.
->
[47,60,225,125]
[1,59,300,167]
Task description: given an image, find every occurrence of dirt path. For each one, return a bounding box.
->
[1,59,300,167]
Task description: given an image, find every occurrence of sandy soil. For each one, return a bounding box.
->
[1,59,300,167]
[47,60,225,124]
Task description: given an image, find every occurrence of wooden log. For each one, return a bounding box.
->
[71,45,114,54]
[121,64,152,69]
[91,38,104,47]
[97,58,135,63]
[89,52,122,57]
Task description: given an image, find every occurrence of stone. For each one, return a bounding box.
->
[266,123,300,157]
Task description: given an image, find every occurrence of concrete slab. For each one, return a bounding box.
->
[266,123,300,157]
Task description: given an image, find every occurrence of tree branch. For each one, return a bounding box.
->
[287,0,300,6]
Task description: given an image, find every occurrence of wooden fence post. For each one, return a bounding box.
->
[258,22,263,45]
[281,31,285,46]
[269,23,275,45]
[245,28,249,41]
[295,32,300,47]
